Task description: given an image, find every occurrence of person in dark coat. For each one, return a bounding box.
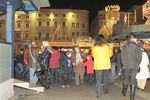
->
[62,51,73,88]
[16,49,24,74]
[121,35,142,100]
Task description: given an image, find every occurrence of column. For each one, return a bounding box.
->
[7,4,15,78]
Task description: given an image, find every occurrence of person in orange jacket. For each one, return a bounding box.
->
[82,55,94,85]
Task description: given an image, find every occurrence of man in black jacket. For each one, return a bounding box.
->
[121,35,142,100]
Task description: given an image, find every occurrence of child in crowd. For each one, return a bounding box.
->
[62,51,73,88]
[82,55,94,85]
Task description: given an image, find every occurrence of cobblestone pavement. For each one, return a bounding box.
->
[10,78,150,100]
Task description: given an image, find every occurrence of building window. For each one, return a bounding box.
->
[54,14,58,17]
[18,16,21,19]
[76,15,79,18]
[16,33,20,38]
[62,22,66,27]
[0,22,1,28]
[72,23,75,28]
[38,14,42,17]
[82,23,85,28]
[62,14,66,17]
[38,32,42,39]
[46,14,49,17]
[76,32,80,36]
[72,15,75,18]
[76,23,79,28]
[17,23,21,28]
[46,32,49,38]
[25,33,29,39]
[26,16,29,19]
[26,23,29,28]
[72,32,75,37]
[38,21,42,27]
[54,22,57,27]
[46,21,49,27]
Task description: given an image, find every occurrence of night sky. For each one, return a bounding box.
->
[48,0,147,23]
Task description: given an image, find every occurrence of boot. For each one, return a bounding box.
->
[130,85,136,100]
[122,84,128,96]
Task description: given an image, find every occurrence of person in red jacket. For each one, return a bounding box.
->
[82,55,94,85]
[49,47,60,84]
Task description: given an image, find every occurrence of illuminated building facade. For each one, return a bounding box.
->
[90,5,144,39]
[0,9,89,52]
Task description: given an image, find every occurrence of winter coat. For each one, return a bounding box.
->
[92,44,113,70]
[41,48,51,67]
[116,52,122,68]
[62,56,73,73]
[71,50,86,73]
[26,47,39,68]
[59,51,66,68]
[16,53,24,64]
[136,51,150,79]
[82,55,94,74]
[49,49,60,69]
[121,41,142,69]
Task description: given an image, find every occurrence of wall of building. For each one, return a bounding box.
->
[0,42,14,100]
[13,9,89,52]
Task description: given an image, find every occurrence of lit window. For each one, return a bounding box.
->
[18,16,21,19]
[76,23,79,28]
[62,14,66,17]
[54,22,57,27]
[72,15,75,18]
[72,23,75,28]
[46,21,49,27]
[46,14,49,17]
[26,23,29,28]
[62,22,66,27]
[17,23,21,28]
[26,16,29,19]
[82,23,85,28]
[38,32,42,39]
[39,14,42,17]
[76,32,80,36]
[46,33,49,38]
[54,14,58,17]
[38,21,42,27]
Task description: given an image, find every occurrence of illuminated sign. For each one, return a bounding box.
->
[105,5,120,12]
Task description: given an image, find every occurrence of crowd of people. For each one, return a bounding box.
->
[14,35,150,100]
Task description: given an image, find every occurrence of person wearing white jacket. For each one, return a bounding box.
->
[136,48,150,90]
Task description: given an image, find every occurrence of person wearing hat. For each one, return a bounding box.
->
[62,50,73,88]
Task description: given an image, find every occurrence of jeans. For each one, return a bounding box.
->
[86,74,94,83]
[29,68,38,84]
[110,63,116,83]
[22,64,29,77]
[16,63,24,73]
[123,69,138,86]
[50,68,59,84]
[96,70,109,98]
